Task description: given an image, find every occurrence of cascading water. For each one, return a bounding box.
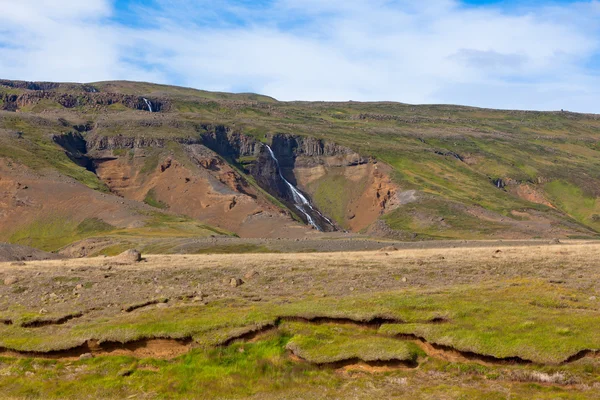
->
[143,98,153,112]
[264,144,335,231]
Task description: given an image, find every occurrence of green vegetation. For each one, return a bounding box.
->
[2,80,600,240]
[0,278,599,398]
[8,217,115,252]
[282,321,423,364]
[308,172,365,228]
[1,279,599,365]
[545,180,600,230]
[143,189,168,209]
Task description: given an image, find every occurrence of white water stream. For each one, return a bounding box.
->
[264,145,335,231]
[143,98,153,112]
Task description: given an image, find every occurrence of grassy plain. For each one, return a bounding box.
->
[0,242,599,398]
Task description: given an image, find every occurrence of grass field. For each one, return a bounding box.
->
[0,242,599,398]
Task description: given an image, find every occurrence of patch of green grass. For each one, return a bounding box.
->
[308,172,365,228]
[143,189,168,209]
[8,217,115,252]
[282,321,422,364]
[140,151,161,174]
[545,180,600,230]
[76,218,114,235]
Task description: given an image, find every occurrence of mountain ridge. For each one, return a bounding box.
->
[1,78,599,253]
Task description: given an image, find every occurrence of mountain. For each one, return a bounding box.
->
[1,79,599,253]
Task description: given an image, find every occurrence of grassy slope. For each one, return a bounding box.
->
[2,81,600,238]
[9,212,231,253]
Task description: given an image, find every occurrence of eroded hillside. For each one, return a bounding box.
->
[1,78,599,250]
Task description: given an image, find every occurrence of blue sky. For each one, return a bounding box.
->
[0,0,599,112]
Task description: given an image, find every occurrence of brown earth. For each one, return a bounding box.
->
[91,145,315,238]
[0,159,152,241]
[295,160,402,232]
[0,243,61,262]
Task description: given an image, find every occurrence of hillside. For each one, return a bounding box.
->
[1,79,599,252]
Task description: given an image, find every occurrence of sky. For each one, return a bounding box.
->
[0,0,599,112]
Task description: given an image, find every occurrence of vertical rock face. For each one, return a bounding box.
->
[270,134,366,169]
[52,132,95,172]
[0,87,168,112]
[200,126,261,159]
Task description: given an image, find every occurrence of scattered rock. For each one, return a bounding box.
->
[401,277,408,283]
[550,238,561,245]
[156,302,169,309]
[39,308,48,314]
[3,276,18,285]
[590,296,597,301]
[79,353,93,360]
[229,278,244,288]
[115,249,142,263]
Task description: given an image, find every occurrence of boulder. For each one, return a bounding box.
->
[229,278,244,288]
[3,276,18,286]
[115,249,142,263]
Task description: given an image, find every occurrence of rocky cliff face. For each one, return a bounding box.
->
[270,134,369,169]
[52,124,396,233]
[197,129,393,232]
[52,132,95,172]
[86,134,201,151]
[1,91,168,112]
[199,125,261,159]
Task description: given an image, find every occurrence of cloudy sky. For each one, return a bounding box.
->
[0,0,599,112]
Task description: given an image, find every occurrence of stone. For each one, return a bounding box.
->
[79,353,93,360]
[590,296,597,301]
[3,276,18,285]
[229,278,244,288]
[39,308,48,314]
[115,249,142,263]
[156,302,168,308]
[401,277,408,283]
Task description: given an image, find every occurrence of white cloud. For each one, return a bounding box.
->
[0,0,599,112]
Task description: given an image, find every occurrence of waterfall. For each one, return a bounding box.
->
[143,98,153,112]
[265,144,334,231]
